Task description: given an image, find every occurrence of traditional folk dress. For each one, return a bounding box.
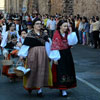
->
[11,36,25,56]
[1,31,20,79]
[50,30,77,90]
[18,30,52,92]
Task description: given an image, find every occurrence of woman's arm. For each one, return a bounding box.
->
[18,45,30,58]
[49,50,61,61]
[16,31,20,42]
[1,32,8,48]
[45,39,61,64]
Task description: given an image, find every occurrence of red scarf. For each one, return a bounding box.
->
[51,30,70,50]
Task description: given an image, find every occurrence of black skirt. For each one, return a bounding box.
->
[52,48,77,89]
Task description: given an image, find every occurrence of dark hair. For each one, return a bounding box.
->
[96,16,99,21]
[32,18,41,26]
[42,28,49,35]
[27,21,33,25]
[9,23,15,27]
[7,16,13,20]
[92,18,96,22]
[21,29,27,33]
[70,22,75,32]
[80,17,82,21]
[83,17,88,23]
[57,20,67,30]
[9,23,15,30]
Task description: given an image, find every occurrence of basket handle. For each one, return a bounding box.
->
[16,59,24,67]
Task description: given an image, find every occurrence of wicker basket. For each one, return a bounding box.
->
[1,60,13,66]
[14,68,24,77]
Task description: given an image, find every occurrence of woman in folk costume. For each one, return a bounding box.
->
[11,29,27,55]
[49,20,77,97]
[1,23,20,80]
[18,18,52,97]
[16,29,27,48]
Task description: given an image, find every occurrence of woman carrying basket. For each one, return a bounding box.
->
[1,23,20,81]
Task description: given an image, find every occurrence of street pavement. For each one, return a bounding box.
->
[0,44,100,100]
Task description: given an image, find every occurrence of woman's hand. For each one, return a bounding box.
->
[20,56,24,61]
[43,35,49,42]
[16,42,22,48]
[54,61,58,65]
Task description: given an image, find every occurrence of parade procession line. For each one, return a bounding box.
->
[76,76,100,93]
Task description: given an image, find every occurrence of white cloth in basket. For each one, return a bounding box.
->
[16,66,30,74]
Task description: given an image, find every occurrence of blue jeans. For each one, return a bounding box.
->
[78,30,83,44]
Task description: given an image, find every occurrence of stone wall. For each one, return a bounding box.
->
[5,0,24,13]
[5,0,100,17]
[28,0,39,14]
[37,0,100,17]
[63,0,73,16]
[38,0,50,15]
[50,0,63,15]
[73,0,100,17]
[30,0,74,16]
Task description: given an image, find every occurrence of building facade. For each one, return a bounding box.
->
[27,0,38,14]
[5,0,24,13]
[73,0,100,17]
[0,0,4,11]
[27,0,73,16]
[27,0,100,17]
[5,0,73,15]
[4,0,100,17]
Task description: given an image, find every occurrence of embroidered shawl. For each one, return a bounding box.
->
[23,30,48,47]
[51,30,69,50]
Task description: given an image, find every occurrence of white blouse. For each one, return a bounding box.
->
[45,38,61,61]
[18,45,29,58]
[18,37,61,61]
[1,31,20,48]
[46,34,66,61]
[2,25,6,36]
[18,33,40,58]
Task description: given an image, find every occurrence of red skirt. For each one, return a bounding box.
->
[2,54,17,79]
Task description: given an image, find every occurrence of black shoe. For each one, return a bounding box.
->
[97,46,100,49]
[28,90,32,94]
[37,92,44,97]
[93,47,97,49]
[61,94,68,97]
[59,90,62,95]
